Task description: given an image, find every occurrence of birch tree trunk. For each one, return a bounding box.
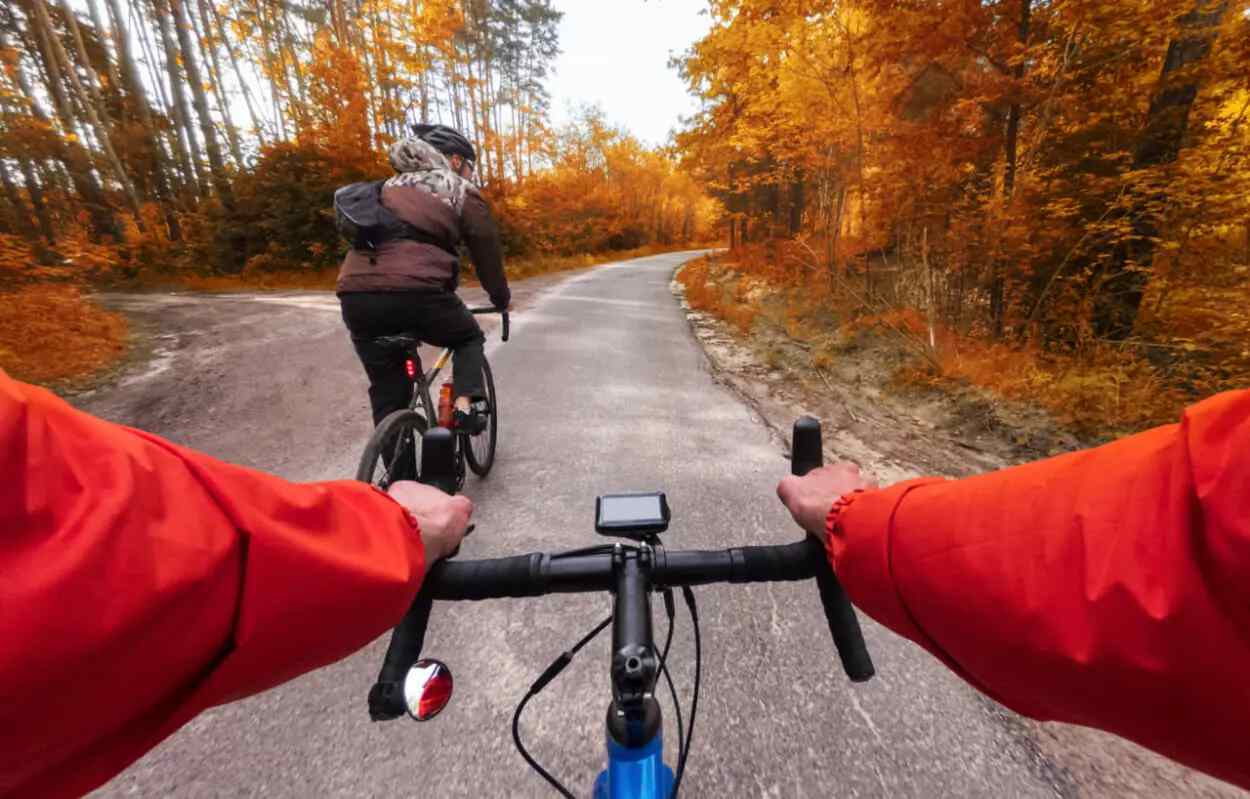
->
[152,0,207,195]
[47,0,146,218]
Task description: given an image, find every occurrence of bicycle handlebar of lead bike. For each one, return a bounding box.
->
[368,417,875,721]
[469,306,509,342]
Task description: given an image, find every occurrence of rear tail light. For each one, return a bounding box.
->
[405,359,416,379]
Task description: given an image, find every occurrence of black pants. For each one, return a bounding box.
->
[340,291,486,425]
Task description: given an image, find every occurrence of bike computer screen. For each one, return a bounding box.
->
[595,492,670,540]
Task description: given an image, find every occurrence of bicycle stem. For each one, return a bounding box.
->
[608,545,662,748]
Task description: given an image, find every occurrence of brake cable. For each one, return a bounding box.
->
[671,587,701,796]
[511,562,699,798]
[657,588,685,781]
[512,615,612,798]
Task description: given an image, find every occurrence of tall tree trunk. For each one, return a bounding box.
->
[104,0,180,236]
[366,0,387,141]
[130,0,193,196]
[208,2,265,144]
[278,4,308,121]
[788,171,805,236]
[0,160,38,239]
[47,0,146,218]
[85,0,125,110]
[991,0,1031,338]
[1093,0,1230,339]
[16,8,119,237]
[487,50,504,181]
[191,0,244,168]
[466,57,485,181]
[17,160,57,246]
[167,0,233,209]
[151,0,206,196]
[38,159,68,195]
[248,0,288,139]
[419,44,431,121]
[827,184,847,288]
[448,50,464,131]
[267,2,298,134]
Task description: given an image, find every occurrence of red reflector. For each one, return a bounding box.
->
[405,359,416,379]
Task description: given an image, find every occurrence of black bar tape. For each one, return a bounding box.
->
[813,555,875,682]
[423,553,548,600]
[790,416,875,682]
[729,540,818,583]
[367,553,547,722]
[369,590,434,721]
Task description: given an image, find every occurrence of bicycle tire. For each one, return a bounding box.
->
[356,409,428,488]
[463,357,497,477]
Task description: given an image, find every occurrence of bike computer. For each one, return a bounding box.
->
[595,492,670,540]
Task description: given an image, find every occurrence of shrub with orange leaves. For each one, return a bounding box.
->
[0,285,128,387]
[0,234,38,276]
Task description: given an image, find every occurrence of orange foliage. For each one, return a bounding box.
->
[493,109,719,258]
[0,234,39,276]
[676,0,1250,432]
[677,256,760,334]
[688,250,1215,437]
[0,285,128,386]
[907,335,1191,438]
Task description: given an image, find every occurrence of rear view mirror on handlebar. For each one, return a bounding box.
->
[403,659,453,721]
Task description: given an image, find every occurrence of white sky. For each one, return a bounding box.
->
[546,0,713,147]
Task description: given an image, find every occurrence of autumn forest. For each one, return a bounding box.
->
[676,0,1250,432]
[2,0,1249,431]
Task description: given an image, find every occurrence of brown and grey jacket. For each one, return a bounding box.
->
[336,144,510,308]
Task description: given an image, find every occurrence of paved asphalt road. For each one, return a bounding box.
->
[81,252,1077,798]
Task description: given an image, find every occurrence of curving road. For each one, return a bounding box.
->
[78,252,1233,798]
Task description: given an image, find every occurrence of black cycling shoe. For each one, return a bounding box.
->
[452,407,486,435]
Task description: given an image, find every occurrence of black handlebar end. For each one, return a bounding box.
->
[369,590,436,721]
[368,680,407,721]
[810,546,875,682]
[791,417,876,682]
[420,427,458,495]
[791,416,823,476]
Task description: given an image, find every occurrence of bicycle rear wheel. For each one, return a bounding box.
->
[356,409,428,489]
[464,357,497,477]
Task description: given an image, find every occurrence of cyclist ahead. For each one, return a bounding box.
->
[337,124,511,434]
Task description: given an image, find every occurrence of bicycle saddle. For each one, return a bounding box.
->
[368,333,422,352]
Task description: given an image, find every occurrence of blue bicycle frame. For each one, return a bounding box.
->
[594,732,674,799]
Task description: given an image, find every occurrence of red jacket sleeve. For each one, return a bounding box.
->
[827,390,1250,790]
[0,371,427,798]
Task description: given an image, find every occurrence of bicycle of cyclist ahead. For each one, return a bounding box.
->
[355,307,510,492]
[367,416,876,798]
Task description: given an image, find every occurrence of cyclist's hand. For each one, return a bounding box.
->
[387,481,473,565]
[489,292,511,311]
[776,463,876,537]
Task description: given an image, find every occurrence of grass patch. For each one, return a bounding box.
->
[901,336,1191,440]
[0,285,129,387]
[679,250,1222,441]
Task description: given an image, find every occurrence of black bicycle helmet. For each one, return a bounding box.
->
[412,123,476,163]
